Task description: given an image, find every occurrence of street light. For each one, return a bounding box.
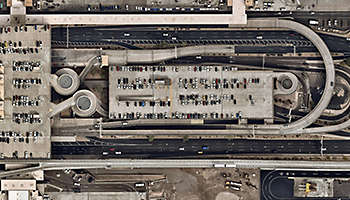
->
[320,136,327,157]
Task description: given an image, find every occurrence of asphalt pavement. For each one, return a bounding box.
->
[51,27,350,54]
[51,139,350,158]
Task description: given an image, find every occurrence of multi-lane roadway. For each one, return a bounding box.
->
[51,138,350,158]
[51,27,350,54]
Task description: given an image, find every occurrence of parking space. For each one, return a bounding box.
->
[0,61,3,120]
[0,25,51,159]
[109,65,274,121]
[29,0,228,13]
[248,0,350,12]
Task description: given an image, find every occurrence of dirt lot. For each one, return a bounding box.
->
[150,168,260,200]
[43,168,260,200]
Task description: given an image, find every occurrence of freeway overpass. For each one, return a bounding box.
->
[52,19,336,135]
[3,159,350,178]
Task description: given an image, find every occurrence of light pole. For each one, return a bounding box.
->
[320,136,327,157]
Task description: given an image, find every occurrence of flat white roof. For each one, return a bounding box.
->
[8,191,29,200]
[1,180,36,191]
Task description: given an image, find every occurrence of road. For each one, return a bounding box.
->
[5,159,350,179]
[51,27,350,54]
[51,19,336,135]
[50,139,350,158]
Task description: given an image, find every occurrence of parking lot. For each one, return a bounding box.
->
[0,25,51,159]
[29,0,228,13]
[109,65,274,121]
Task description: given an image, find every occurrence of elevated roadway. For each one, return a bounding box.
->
[298,119,350,134]
[0,12,336,134]
[67,19,335,134]
[3,159,350,178]
[235,19,335,134]
[108,45,235,64]
[79,56,101,82]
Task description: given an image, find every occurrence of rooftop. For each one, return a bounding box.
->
[109,66,278,121]
[0,25,51,159]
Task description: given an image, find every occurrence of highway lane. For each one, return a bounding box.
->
[52,28,306,41]
[51,27,350,53]
[51,139,350,158]
[51,19,336,135]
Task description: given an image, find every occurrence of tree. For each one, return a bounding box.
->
[147,135,154,142]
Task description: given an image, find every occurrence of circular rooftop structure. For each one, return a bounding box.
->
[281,77,293,90]
[274,73,299,95]
[58,74,73,89]
[55,68,80,96]
[77,96,92,111]
[72,90,97,117]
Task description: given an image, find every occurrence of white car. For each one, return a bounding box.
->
[123,33,130,37]
[162,33,169,37]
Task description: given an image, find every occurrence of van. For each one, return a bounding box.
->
[309,19,319,25]
[135,182,145,187]
[73,182,81,186]
[214,164,225,168]
[229,186,240,191]
[226,181,242,187]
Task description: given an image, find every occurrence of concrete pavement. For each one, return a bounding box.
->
[236,19,335,134]
[108,45,236,64]
[4,159,350,178]
[0,13,247,26]
[79,56,101,82]
[73,19,335,135]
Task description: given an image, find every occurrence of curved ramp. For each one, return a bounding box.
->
[50,68,80,96]
[273,19,335,134]
[48,90,104,118]
[107,19,335,134]
[79,56,101,82]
